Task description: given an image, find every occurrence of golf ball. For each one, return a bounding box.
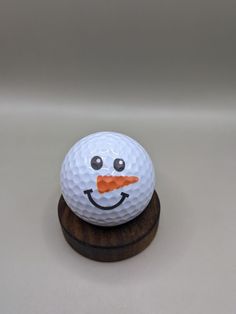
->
[60,131,155,226]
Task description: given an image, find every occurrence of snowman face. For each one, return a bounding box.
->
[84,155,139,210]
[60,132,155,226]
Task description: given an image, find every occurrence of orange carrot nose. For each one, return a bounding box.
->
[97,175,139,194]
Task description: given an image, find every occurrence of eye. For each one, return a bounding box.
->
[114,158,125,172]
[91,156,103,170]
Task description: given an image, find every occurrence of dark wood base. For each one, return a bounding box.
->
[58,191,160,262]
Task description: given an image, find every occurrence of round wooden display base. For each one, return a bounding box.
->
[58,191,160,262]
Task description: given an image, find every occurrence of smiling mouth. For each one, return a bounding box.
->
[84,189,129,210]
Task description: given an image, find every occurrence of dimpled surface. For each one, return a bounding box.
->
[60,132,155,226]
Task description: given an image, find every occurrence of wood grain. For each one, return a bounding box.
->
[58,191,160,262]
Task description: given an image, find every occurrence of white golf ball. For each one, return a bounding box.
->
[60,132,155,226]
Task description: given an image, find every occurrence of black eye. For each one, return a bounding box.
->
[91,156,103,170]
[114,158,125,172]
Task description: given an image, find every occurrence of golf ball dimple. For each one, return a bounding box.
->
[60,131,155,226]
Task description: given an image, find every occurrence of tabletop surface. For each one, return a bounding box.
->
[1,103,235,314]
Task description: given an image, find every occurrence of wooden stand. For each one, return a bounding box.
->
[58,191,160,262]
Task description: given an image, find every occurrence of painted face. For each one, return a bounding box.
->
[60,132,155,226]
